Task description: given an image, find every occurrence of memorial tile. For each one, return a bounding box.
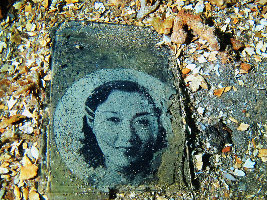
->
[48,22,188,199]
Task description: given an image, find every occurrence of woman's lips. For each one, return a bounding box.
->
[115,146,133,150]
[114,146,136,155]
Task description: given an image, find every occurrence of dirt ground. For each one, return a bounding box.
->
[0,0,266,199]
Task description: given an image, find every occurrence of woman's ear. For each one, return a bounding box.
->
[85,106,95,127]
[86,115,94,128]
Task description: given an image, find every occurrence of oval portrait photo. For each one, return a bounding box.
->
[53,69,175,189]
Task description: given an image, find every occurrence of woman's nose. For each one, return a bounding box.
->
[115,121,132,147]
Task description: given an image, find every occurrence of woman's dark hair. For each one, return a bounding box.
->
[79,80,167,172]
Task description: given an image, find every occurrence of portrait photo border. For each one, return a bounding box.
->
[52,68,175,188]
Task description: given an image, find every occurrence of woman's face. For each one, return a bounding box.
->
[92,90,159,170]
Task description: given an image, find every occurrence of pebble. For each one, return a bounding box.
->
[244,47,255,56]
[94,2,105,13]
[255,24,265,31]
[0,189,4,199]
[260,18,267,26]
[214,64,220,76]
[260,41,266,52]
[197,55,207,63]
[262,53,267,58]
[129,192,136,198]
[197,107,205,115]
[223,172,236,181]
[221,24,228,32]
[256,41,264,54]
[194,1,204,13]
[19,122,34,134]
[247,20,254,26]
[243,158,255,168]
[233,169,246,176]
[183,4,193,10]
[0,41,7,53]
[195,153,203,170]
[0,167,9,174]
[224,18,230,24]
[186,63,196,71]
[7,97,17,110]
[31,146,39,160]
[203,52,210,58]
[163,35,171,44]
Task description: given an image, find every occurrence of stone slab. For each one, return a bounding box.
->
[47,22,188,199]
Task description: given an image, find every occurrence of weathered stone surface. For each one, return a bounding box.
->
[48,22,187,199]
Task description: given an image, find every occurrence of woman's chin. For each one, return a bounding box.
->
[106,157,129,169]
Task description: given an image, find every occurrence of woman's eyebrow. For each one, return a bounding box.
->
[101,111,119,114]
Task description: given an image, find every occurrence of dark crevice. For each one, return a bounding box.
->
[108,188,118,199]
[214,28,233,52]
[0,0,16,19]
[183,25,195,45]
[176,68,201,190]
[204,17,215,27]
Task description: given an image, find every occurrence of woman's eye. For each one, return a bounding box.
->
[107,117,121,123]
[136,119,149,126]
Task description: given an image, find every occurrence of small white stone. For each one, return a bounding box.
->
[192,67,200,74]
[214,64,220,76]
[225,18,231,24]
[194,1,204,13]
[223,172,236,181]
[198,38,207,45]
[184,4,193,10]
[186,64,196,70]
[125,7,135,15]
[19,122,34,134]
[13,1,24,9]
[22,109,33,118]
[253,149,259,157]
[244,47,255,56]
[255,24,264,31]
[262,53,267,58]
[163,35,171,44]
[184,74,208,91]
[243,158,255,168]
[238,80,244,86]
[94,2,105,13]
[188,47,197,54]
[244,24,250,30]
[195,153,203,170]
[0,167,9,174]
[0,64,14,73]
[215,154,222,165]
[7,97,17,110]
[197,55,207,63]
[31,146,39,160]
[218,83,224,88]
[256,41,264,54]
[129,192,136,198]
[197,107,205,115]
[203,52,210,58]
[260,42,267,52]
[260,18,267,26]
[247,20,255,26]
[221,24,228,32]
[0,41,7,53]
[233,169,246,177]
[11,60,21,68]
[244,8,250,17]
